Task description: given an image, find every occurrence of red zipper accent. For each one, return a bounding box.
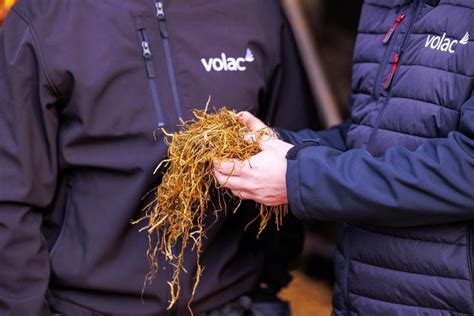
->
[383,14,406,44]
[383,52,400,90]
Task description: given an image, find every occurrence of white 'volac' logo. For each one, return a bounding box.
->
[201,49,255,72]
[425,32,469,53]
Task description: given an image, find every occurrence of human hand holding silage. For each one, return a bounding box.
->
[213,111,293,206]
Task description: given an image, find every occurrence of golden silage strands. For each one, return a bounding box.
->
[134,106,288,311]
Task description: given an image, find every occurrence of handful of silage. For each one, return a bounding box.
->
[136,107,288,310]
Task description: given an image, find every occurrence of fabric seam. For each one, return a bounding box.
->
[466,225,474,312]
[349,123,447,140]
[349,291,472,314]
[353,61,474,78]
[351,257,470,281]
[350,92,461,112]
[52,294,107,315]
[357,226,468,246]
[10,7,63,101]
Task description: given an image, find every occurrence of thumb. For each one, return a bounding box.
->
[238,111,267,132]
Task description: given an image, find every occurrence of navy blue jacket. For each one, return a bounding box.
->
[281,0,474,314]
[0,1,318,315]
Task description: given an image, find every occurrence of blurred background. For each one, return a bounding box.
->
[0,0,13,23]
[0,0,364,315]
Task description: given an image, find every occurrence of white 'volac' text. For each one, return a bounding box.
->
[425,32,469,54]
[201,49,255,72]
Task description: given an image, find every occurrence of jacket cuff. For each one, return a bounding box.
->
[273,127,291,143]
[285,140,320,220]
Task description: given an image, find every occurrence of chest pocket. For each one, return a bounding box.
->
[163,5,267,115]
[385,11,474,139]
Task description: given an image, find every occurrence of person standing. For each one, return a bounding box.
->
[215,0,474,314]
[0,0,319,315]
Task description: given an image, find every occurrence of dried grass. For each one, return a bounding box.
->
[133,104,288,311]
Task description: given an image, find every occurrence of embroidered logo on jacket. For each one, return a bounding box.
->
[201,49,254,72]
[425,32,469,53]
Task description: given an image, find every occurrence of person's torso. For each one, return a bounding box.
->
[335,0,474,315]
[14,0,286,314]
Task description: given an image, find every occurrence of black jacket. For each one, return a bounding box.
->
[0,0,318,315]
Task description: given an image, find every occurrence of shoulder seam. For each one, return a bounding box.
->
[10,7,63,102]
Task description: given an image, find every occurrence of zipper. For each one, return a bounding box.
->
[372,13,406,98]
[151,3,182,314]
[155,0,184,120]
[367,1,423,153]
[383,50,400,90]
[382,14,406,44]
[383,9,419,91]
[138,29,165,127]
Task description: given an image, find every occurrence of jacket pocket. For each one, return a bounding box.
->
[136,27,165,128]
[49,179,73,258]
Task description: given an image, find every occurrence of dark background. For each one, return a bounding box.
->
[297,0,364,281]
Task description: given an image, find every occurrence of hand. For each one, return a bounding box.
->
[237,111,276,142]
[213,112,293,206]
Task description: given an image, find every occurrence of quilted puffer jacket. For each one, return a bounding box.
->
[280,0,474,315]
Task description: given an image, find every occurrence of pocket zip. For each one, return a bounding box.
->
[367,1,422,153]
[152,4,182,314]
[138,29,165,127]
[154,0,184,120]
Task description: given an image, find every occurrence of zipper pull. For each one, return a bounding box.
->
[141,41,152,58]
[383,14,405,44]
[383,51,400,90]
[155,1,169,38]
[156,1,165,18]
[140,37,155,78]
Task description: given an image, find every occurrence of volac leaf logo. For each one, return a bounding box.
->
[245,49,255,62]
[460,32,470,45]
[201,48,255,72]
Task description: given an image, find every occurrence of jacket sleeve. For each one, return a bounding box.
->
[277,119,352,152]
[0,10,59,315]
[286,95,474,227]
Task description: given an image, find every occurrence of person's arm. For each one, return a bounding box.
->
[277,119,352,152]
[286,95,474,227]
[215,96,474,227]
[0,9,60,315]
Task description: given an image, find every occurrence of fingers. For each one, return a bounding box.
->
[243,132,257,143]
[238,111,267,132]
[231,189,250,200]
[214,168,244,189]
[213,159,244,177]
